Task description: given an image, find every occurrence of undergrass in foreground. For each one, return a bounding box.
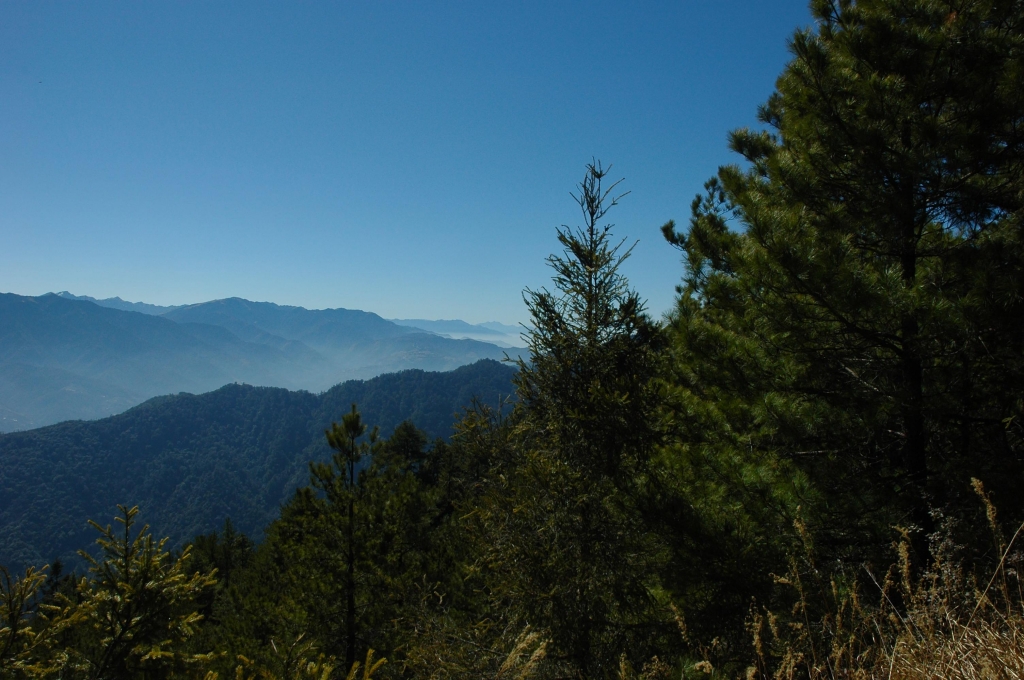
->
[746,480,1024,680]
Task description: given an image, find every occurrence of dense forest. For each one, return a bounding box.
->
[3,1,1024,678]
[0,359,516,570]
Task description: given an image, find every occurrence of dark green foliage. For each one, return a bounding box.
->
[313,359,517,446]
[658,0,1024,665]
[516,162,663,483]
[196,415,447,678]
[0,360,515,570]
[318,404,375,668]
[57,506,217,680]
[188,519,254,633]
[472,162,667,678]
[189,519,253,592]
[1,506,216,680]
[0,384,318,573]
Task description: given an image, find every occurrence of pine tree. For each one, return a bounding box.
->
[210,412,442,674]
[662,0,1024,569]
[316,404,377,670]
[1,564,81,679]
[54,506,217,679]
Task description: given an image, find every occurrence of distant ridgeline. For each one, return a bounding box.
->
[0,359,516,570]
[0,292,523,432]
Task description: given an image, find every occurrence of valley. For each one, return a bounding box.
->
[0,292,522,431]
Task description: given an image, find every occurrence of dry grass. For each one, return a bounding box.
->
[748,481,1024,679]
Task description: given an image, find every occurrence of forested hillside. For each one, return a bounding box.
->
[3,2,1024,679]
[0,359,515,570]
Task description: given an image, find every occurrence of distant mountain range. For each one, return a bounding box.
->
[0,292,524,431]
[0,359,517,570]
[55,292,526,347]
[390,318,524,347]
[54,292,186,315]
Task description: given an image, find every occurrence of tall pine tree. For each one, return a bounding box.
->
[481,162,665,678]
[662,0,1024,570]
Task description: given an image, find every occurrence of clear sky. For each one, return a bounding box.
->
[1,1,813,325]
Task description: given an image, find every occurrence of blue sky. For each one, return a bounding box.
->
[1,1,812,325]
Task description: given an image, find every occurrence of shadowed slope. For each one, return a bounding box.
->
[0,359,516,570]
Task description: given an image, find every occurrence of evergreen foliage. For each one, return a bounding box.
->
[56,506,217,680]
[480,162,666,677]
[662,0,1024,548]
[0,506,215,680]
[190,412,451,679]
[319,405,374,669]
[658,0,1024,666]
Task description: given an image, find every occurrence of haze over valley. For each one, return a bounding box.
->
[0,291,522,431]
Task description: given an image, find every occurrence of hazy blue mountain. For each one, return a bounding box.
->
[0,360,516,571]
[0,293,517,431]
[166,298,419,345]
[0,363,140,431]
[479,321,523,335]
[0,293,338,431]
[54,291,185,315]
[50,293,527,345]
[164,298,517,379]
[391,318,506,336]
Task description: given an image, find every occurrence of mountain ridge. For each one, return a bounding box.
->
[391,318,524,347]
[55,291,185,315]
[0,293,522,431]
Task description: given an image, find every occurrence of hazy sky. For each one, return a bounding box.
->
[2,1,812,324]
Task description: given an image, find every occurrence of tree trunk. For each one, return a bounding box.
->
[899,194,932,561]
[346,456,356,670]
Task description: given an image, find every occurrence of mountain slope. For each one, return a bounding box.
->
[0,293,337,430]
[0,360,516,570]
[0,363,140,431]
[164,298,516,380]
[166,298,417,344]
[392,318,507,337]
[0,294,517,430]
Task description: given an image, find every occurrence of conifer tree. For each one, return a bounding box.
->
[316,404,377,670]
[55,505,217,680]
[1,565,81,679]
[484,161,664,678]
[231,411,440,670]
[662,0,1024,570]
